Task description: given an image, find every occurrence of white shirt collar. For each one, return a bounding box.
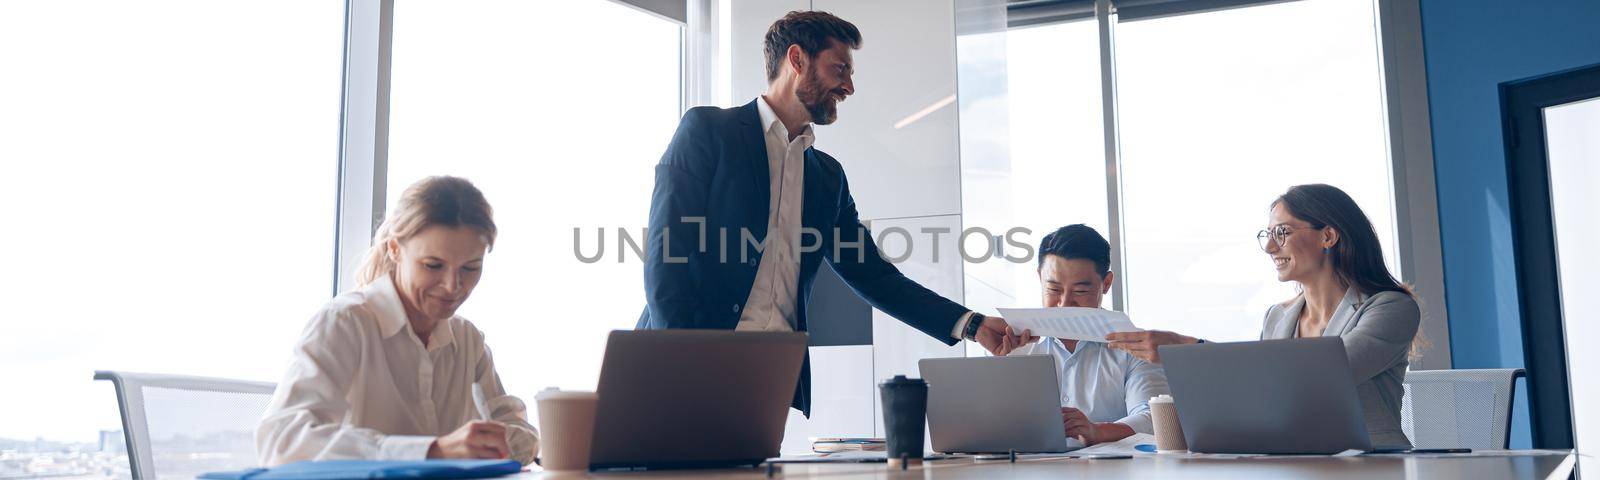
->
[756,95,815,145]
[365,274,455,350]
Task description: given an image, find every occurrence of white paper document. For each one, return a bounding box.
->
[1073,433,1155,457]
[996,307,1142,342]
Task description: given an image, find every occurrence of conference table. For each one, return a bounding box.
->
[515,450,1577,479]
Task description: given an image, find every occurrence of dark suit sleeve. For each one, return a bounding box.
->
[825,174,965,346]
[641,109,716,329]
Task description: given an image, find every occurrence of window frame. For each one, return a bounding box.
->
[1093,0,1447,355]
[334,0,689,296]
[335,0,393,296]
[941,0,1451,366]
[1098,0,1447,360]
[337,0,1449,368]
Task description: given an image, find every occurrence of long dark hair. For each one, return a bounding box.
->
[1272,184,1408,298]
[1274,184,1426,359]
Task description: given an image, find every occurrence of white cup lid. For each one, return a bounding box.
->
[536,388,597,401]
[1149,394,1174,404]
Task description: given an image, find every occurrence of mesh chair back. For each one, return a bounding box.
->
[95,371,276,479]
[1401,368,1524,450]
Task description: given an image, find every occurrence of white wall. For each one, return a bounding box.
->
[729,0,805,103]
[811,0,964,221]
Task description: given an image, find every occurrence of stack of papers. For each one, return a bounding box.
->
[811,437,886,453]
[996,307,1142,342]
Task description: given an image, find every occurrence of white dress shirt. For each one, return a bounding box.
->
[735,96,814,332]
[1008,337,1170,434]
[256,275,539,466]
[736,96,977,339]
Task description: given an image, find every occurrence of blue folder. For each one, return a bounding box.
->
[199,459,523,480]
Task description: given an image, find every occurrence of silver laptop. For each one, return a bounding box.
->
[587,330,806,469]
[1160,337,1372,454]
[919,355,1076,454]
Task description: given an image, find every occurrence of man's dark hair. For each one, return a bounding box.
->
[1038,224,1111,278]
[764,11,862,82]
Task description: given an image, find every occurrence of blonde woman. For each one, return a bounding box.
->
[256,176,538,466]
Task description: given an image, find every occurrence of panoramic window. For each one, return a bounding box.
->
[0,0,344,474]
[386,0,684,408]
[1115,0,1397,341]
[957,0,1399,344]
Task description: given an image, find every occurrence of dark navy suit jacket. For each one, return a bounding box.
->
[636,100,967,416]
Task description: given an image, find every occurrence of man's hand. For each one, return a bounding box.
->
[1061,407,1133,445]
[1104,330,1198,364]
[974,316,1036,356]
[428,420,509,460]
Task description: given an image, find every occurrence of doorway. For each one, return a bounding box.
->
[1503,62,1600,472]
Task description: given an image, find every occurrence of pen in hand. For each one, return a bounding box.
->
[471,382,494,421]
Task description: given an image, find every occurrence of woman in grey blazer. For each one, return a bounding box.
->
[1106,184,1421,449]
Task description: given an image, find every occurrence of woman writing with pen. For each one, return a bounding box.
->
[256,176,539,465]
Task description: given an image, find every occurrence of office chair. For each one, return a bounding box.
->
[1401,368,1525,449]
[94,370,276,479]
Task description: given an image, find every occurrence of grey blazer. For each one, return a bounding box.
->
[1261,287,1420,449]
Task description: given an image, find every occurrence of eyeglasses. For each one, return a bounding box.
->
[1256,225,1319,252]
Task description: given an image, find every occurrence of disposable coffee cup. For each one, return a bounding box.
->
[879,375,928,463]
[1149,394,1187,453]
[535,388,599,472]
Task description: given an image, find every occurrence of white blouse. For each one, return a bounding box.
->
[255,275,539,466]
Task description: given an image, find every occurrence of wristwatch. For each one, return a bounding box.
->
[962,313,986,341]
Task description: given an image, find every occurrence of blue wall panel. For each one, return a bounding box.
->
[1418,0,1600,448]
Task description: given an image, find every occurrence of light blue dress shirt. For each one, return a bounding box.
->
[1008,337,1170,434]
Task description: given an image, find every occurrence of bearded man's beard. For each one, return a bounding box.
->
[796,68,841,125]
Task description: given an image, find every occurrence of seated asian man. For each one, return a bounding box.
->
[1006,224,1170,445]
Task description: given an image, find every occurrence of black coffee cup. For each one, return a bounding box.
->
[879,375,928,461]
